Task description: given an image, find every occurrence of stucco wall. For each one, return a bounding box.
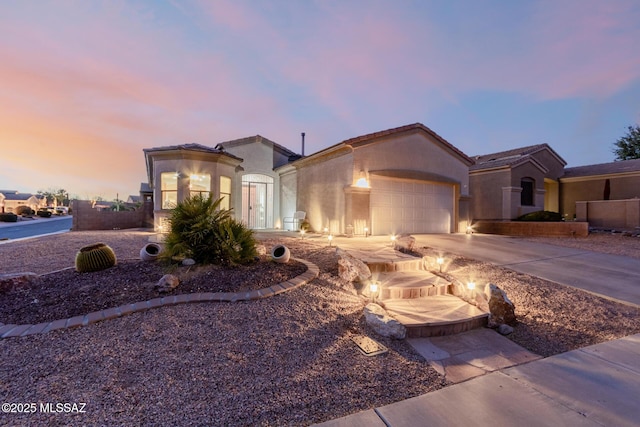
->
[224,141,283,227]
[576,199,640,229]
[279,168,297,229]
[474,220,588,237]
[72,200,153,231]
[470,169,511,220]
[561,175,640,219]
[352,132,470,195]
[296,152,353,233]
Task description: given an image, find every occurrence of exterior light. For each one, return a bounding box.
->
[467,281,476,290]
[364,226,369,237]
[466,225,473,234]
[390,234,396,246]
[369,281,380,303]
[323,227,329,234]
[436,257,444,272]
[355,178,369,188]
[328,234,333,246]
[300,229,306,239]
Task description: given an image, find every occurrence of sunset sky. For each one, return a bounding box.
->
[1,0,639,200]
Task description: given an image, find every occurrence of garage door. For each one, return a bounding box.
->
[370,177,454,235]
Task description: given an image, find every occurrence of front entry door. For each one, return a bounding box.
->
[241,174,274,229]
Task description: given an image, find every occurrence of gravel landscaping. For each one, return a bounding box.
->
[0,230,639,425]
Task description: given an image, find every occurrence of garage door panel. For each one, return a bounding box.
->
[370,177,453,235]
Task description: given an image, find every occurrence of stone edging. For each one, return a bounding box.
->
[0,257,319,339]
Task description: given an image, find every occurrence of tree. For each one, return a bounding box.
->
[37,188,69,206]
[612,125,640,160]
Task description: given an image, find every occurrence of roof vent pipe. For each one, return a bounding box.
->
[301,132,305,156]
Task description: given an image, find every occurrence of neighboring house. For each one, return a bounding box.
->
[143,123,474,235]
[469,144,567,220]
[0,192,47,213]
[560,158,640,220]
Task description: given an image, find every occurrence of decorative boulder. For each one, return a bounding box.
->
[336,248,371,283]
[364,303,406,339]
[485,283,516,325]
[0,272,38,293]
[255,244,267,256]
[182,258,196,266]
[154,274,180,293]
[393,234,416,252]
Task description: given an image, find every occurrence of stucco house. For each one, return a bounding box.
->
[560,158,640,219]
[0,190,46,214]
[469,144,567,220]
[143,123,474,235]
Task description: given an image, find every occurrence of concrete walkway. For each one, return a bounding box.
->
[314,234,640,427]
[316,334,640,427]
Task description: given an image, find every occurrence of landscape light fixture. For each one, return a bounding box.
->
[323,227,329,234]
[467,281,476,290]
[364,226,369,237]
[369,281,380,303]
[436,257,444,272]
[300,229,306,239]
[328,234,333,247]
[390,234,396,247]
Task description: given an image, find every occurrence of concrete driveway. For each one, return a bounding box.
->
[413,233,640,307]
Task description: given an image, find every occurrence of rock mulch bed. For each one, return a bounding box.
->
[0,231,639,425]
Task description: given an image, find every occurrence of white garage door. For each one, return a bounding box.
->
[370,177,454,235]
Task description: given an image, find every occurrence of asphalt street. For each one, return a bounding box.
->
[0,216,72,242]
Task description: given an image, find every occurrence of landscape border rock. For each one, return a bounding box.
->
[364,303,406,339]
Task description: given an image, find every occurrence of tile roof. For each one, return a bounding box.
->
[562,158,640,178]
[218,135,299,157]
[470,143,566,171]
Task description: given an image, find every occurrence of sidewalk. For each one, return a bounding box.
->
[315,333,640,426]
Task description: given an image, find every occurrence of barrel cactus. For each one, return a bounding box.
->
[75,243,117,273]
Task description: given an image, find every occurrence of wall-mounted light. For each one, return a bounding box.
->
[355,170,369,188]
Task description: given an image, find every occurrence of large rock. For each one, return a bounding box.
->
[393,234,416,252]
[336,248,371,283]
[485,283,516,325]
[0,272,38,293]
[364,303,406,339]
[154,274,180,293]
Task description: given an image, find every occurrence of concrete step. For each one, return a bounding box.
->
[382,296,489,337]
[377,270,451,300]
[366,258,424,273]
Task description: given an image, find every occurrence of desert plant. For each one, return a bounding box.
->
[516,211,563,222]
[0,213,18,222]
[162,195,257,265]
[75,243,117,272]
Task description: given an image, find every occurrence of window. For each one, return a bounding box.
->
[219,176,231,210]
[161,172,178,209]
[189,174,211,199]
[521,178,534,206]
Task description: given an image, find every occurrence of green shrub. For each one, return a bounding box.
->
[162,195,257,266]
[516,211,563,222]
[15,206,33,216]
[0,213,18,222]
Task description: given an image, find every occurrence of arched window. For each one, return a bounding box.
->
[521,178,535,206]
